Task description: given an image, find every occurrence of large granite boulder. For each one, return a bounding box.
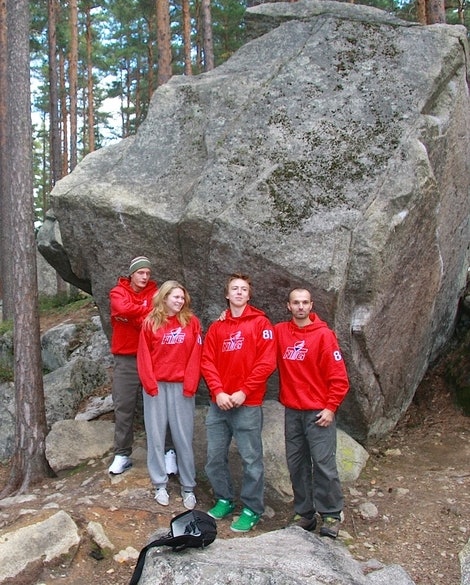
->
[135,526,416,585]
[38,1,470,441]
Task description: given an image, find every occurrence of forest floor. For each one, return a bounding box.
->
[0,301,469,585]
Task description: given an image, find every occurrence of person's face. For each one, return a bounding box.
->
[130,268,151,292]
[226,278,250,309]
[287,290,313,322]
[164,288,185,316]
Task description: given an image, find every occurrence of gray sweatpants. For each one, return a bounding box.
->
[143,381,196,491]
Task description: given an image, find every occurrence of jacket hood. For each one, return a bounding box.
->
[227,304,267,321]
[117,276,157,295]
[288,313,328,333]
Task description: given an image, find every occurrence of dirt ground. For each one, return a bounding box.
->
[0,303,469,585]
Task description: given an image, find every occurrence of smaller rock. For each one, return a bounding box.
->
[384,448,402,457]
[45,419,114,471]
[0,511,80,583]
[114,546,140,563]
[396,488,410,496]
[359,502,379,520]
[75,394,114,421]
[87,521,115,551]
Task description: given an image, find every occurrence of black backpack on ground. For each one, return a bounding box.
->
[129,509,217,585]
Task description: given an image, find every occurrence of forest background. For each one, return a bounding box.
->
[0,0,468,496]
[25,0,470,229]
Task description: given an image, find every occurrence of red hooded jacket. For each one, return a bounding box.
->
[201,304,276,406]
[137,315,202,397]
[275,313,349,412]
[109,277,158,355]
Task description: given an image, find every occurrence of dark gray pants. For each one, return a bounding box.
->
[205,403,265,515]
[285,408,343,519]
[111,354,141,457]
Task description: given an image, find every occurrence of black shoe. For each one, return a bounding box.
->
[293,514,317,531]
[319,516,340,539]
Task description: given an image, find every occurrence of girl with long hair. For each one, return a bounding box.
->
[137,280,202,509]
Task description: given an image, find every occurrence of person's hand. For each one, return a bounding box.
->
[218,309,228,321]
[216,392,234,410]
[315,408,335,427]
[230,390,246,408]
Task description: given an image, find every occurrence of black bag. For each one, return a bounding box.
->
[129,509,217,585]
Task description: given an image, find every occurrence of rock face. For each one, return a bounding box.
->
[39,1,470,441]
[136,526,416,585]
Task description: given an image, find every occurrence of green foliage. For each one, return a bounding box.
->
[0,364,14,383]
[445,324,470,415]
[0,320,13,336]
[38,293,93,315]
[30,0,251,225]
[212,0,246,66]
[0,320,13,382]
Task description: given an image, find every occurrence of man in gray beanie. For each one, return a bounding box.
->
[108,256,158,474]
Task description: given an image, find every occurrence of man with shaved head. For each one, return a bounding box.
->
[275,288,349,539]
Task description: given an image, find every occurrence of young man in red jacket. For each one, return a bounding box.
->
[275,288,349,538]
[108,256,158,475]
[201,273,276,532]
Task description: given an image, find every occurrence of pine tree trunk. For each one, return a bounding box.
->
[59,50,69,176]
[416,0,426,23]
[182,0,193,76]
[85,4,95,153]
[201,0,214,72]
[156,0,172,86]
[0,0,13,321]
[48,0,62,186]
[69,0,78,169]
[425,0,446,23]
[1,0,53,498]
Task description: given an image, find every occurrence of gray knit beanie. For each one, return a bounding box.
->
[129,256,151,274]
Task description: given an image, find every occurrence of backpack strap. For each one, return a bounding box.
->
[129,510,217,585]
[128,534,171,585]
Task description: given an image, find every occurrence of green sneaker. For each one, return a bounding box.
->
[230,508,260,532]
[207,499,235,519]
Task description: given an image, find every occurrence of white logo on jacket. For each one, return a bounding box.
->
[283,340,308,361]
[222,330,244,352]
[162,327,185,344]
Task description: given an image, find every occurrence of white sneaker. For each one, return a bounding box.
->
[181,490,196,510]
[165,449,178,475]
[155,487,169,506]
[108,455,132,475]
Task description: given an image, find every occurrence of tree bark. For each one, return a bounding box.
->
[48,0,62,187]
[1,0,53,498]
[182,0,192,76]
[59,50,69,177]
[425,0,446,23]
[69,0,78,170]
[416,0,427,24]
[147,16,155,98]
[201,0,214,72]
[85,3,95,153]
[0,0,13,320]
[156,0,172,86]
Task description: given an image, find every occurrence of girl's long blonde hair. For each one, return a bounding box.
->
[143,280,194,333]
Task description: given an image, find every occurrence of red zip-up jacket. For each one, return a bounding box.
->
[109,277,158,355]
[275,313,349,412]
[201,305,276,406]
[137,314,202,397]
